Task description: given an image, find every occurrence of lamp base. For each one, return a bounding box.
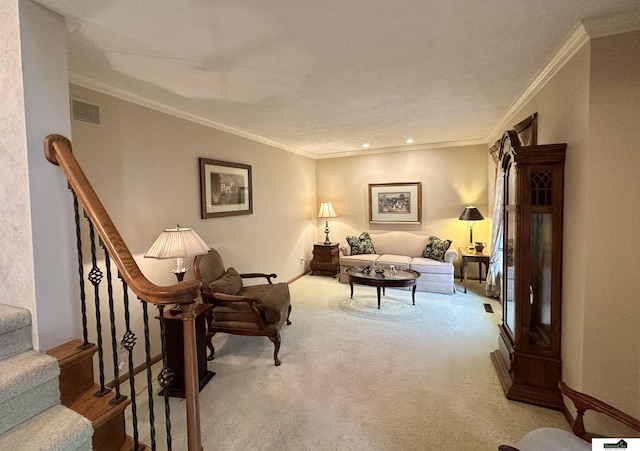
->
[172,270,187,282]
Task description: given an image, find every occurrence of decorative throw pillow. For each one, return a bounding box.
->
[207,267,243,295]
[346,232,376,255]
[422,236,452,262]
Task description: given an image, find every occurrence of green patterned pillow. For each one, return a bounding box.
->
[346,232,376,255]
[422,236,452,262]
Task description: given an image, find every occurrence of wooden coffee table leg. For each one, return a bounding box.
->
[412,284,417,305]
[376,287,381,309]
[349,281,354,298]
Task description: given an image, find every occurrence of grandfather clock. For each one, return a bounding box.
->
[490,130,566,410]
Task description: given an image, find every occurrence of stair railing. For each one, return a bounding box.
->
[44,134,203,451]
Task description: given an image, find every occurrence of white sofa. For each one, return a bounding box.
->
[338,231,457,294]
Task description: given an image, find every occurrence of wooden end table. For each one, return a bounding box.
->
[309,242,340,276]
[346,266,420,309]
[458,247,490,294]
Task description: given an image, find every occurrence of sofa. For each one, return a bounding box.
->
[338,231,457,294]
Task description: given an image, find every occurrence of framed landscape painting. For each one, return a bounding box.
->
[368,182,422,224]
[200,158,253,218]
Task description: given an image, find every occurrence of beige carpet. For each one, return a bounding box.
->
[128,275,571,450]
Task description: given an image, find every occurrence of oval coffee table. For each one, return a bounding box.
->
[345,266,420,309]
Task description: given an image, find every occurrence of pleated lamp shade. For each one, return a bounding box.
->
[144,226,210,260]
[317,202,337,218]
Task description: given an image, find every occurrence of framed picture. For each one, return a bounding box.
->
[368,182,422,224]
[200,158,253,218]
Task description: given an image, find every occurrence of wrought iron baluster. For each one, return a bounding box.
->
[142,301,158,450]
[120,277,142,451]
[156,306,173,451]
[103,250,126,404]
[87,220,109,397]
[70,187,91,349]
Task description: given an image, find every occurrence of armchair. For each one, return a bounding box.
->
[193,249,292,366]
[499,381,640,450]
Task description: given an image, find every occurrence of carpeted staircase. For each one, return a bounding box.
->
[0,303,93,450]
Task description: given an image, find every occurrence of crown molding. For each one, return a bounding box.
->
[488,8,640,144]
[68,72,316,159]
[314,137,487,159]
[582,7,640,39]
[487,24,590,143]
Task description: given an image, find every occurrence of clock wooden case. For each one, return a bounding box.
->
[490,130,566,410]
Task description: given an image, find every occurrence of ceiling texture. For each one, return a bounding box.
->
[33,0,640,158]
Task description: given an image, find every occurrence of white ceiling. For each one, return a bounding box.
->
[33,0,640,157]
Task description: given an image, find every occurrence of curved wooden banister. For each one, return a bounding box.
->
[44,134,201,306]
[45,134,203,450]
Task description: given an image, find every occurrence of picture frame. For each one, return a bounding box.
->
[200,158,253,219]
[368,182,422,224]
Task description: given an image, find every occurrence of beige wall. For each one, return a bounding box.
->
[0,0,78,350]
[69,85,317,379]
[501,30,640,424]
[69,85,317,285]
[316,144,491,276]
[583,30,640,420]
[0,0,36,323]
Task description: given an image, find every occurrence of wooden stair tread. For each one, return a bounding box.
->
[46,339,97,365]
[68,384,131,428]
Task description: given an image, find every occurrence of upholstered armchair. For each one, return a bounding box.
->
[499,382,640,450]
[193,248,292,366]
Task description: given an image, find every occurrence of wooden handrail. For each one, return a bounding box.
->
[44,134,203,451]
[559,381,640,439]
[44,134,201,305]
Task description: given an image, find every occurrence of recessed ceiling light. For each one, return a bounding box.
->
[362,143,370,148]
[406,139,414,144]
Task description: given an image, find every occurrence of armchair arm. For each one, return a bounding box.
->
[200,291,265,328]
[240,272,277,284]
[559,381,640,439]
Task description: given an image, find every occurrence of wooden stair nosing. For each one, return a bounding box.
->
[47,339,97,366]
[68,384,131,429]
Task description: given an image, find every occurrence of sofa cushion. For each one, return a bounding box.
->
[370,231,427,257]
[206,267,243,295]
[376,254,412,268]
[410,257,454,274]
[340,254,380,267]
[422,236,452,261]
[346,232,376,255]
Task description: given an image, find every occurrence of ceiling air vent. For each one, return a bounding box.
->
[70,99,101,125]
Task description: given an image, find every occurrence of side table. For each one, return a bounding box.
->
[160,303,215,398]
[309,242,340,276]
[459,247,490,294]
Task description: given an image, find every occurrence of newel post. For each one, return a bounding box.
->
[180,302,203,451]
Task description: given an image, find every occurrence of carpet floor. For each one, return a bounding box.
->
[127,275,570,450]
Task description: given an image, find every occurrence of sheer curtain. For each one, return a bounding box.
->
[485,114,537,298]
[486,166,503,297]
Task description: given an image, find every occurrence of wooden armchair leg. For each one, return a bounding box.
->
[268,331,281,366]
[285,305,292,325]
[206,332,216,361]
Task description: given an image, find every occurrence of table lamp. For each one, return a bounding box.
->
[145,224,210,281]
[458,206,484,245]
[317,202,337,245]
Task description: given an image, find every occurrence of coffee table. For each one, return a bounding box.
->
[345,266,420,309]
